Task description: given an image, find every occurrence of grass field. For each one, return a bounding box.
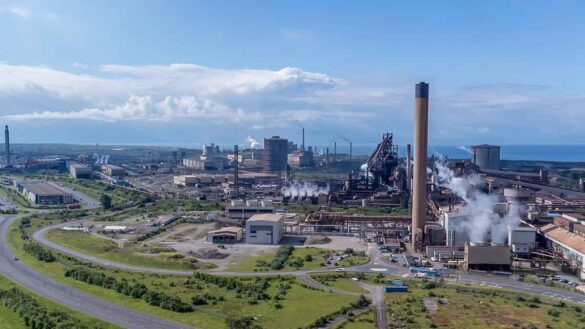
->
[310,273,369,293]
[312,273,585,329]
[228,247,369,272]
[0,275,119,329]
[8,217,361,329]
[335,310,375,329]
[45,228,214,270]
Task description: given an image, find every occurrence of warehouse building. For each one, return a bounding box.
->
[245,214,284,245]
[174,174,229,187]
[206,227,243,244]
[464,243,511,272]
[227,199,275,220]
[102,164,125,176]
[69,163,92,179]
[14,181,73,205]
[541,224,585,279]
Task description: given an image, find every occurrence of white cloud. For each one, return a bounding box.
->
[73,62,88,69]
[0,62,583,144]
[8,7,31,18]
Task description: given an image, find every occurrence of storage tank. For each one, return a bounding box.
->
[263,136,288,173]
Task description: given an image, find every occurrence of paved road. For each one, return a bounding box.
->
[0,215,194,329]
[25,216,585,329]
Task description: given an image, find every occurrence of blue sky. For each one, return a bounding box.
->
[1,0,584,148]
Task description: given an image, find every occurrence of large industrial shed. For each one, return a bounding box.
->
[14,181,73,205]
[206,227,243,244]
[245,214,284,245]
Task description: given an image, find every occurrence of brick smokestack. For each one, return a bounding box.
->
[412,82,429,247]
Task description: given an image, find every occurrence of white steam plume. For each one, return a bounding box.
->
[282,180,329,199]
[246,136,260,149]
[456,145,473,154]
[436,159,519,244]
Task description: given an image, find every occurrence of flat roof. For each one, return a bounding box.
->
[247,214,284,223]
[19,181,71,197]
[208,226,242,234]
[472,144,500,148]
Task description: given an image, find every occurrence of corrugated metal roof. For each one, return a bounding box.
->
[542,224,585,255]
[19,181,71,197]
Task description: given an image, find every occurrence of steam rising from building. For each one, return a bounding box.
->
[282,180,329,199]
[93,153,110,165]
[246,136,260,149]
[436,160,519,244]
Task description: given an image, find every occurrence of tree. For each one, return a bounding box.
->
[100,194,112,209]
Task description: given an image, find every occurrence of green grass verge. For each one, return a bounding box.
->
[45,228,214,270]
[310,273,368,293]
[0,274,119,329]
[9,217,361,329]
[228,247,369,272]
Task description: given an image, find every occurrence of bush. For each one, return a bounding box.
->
[65,267,192,313]
[547,309,560,317]
[271,246,295,270]
[23,241,56,262]
[0,287,90,328]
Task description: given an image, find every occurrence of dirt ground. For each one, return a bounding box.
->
[89,219,368,271]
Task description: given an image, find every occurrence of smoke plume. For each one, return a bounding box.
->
[435,159,519,244]
[282,180,329,198]
[245,136,260,149]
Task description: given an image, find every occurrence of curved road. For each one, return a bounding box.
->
[0,215,194,329]
[7,215,585,329]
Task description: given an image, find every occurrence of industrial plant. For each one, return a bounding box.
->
[2,82,585,298]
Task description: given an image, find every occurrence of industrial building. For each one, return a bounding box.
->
[206,226,243,244]
[102,164,125,176]
[464,243,511,272]
[440,209,471,247]
[14,181,73,205]
[182,157,228,171]
[472,144,501,171]
[508,227,537,255]
[263,136,288,173]
[69,163,92,179]
[154,214,180,227]
[245,213,284,245]
[541,224,585,279]
[227,199,275,220]
[174,174,229,187]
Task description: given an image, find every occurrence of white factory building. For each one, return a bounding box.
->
[227,199,275,220]
[245,214,284,245]
[14,181,74,205]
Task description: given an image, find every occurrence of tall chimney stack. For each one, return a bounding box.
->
[4,125,10,167]
[349,142,352,162]
[334,142,337,162]
[302,128,305,152]
[233,145,239,199]
[406,144,412,192]
[412,82,429,248]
